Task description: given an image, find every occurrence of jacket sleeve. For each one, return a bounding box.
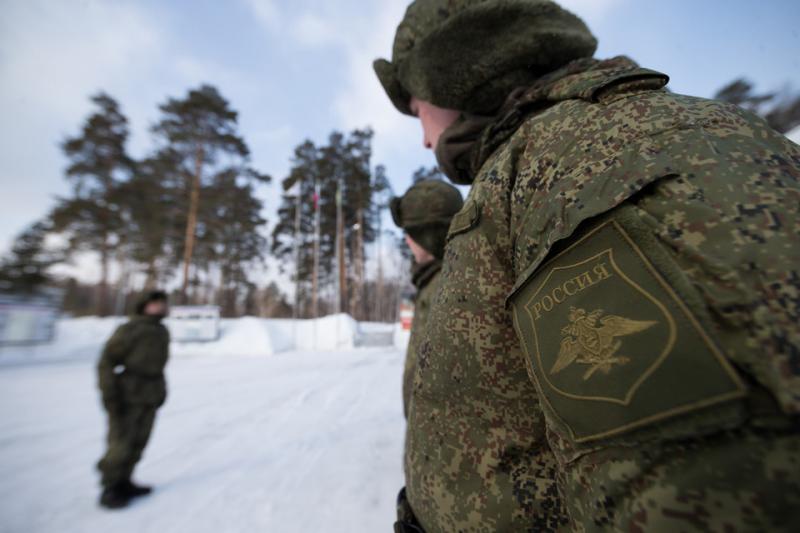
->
[97,324,132,408]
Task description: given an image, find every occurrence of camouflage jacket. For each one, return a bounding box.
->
[97,315,170,408]
[405,259,444,418]
[406,58,800,532]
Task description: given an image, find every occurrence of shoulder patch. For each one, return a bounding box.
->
[446,199,481,241]
[510,210,746,443]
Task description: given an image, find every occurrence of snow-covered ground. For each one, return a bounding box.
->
[0,317,407,533]
[787,125,800,145]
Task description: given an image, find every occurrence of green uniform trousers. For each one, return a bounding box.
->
[97,404,157,488]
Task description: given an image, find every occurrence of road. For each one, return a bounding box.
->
[0,347,405,533]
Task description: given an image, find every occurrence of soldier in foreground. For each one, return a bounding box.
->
[391,179,463,420]
[96,291,170,509]
[375,1,800,531]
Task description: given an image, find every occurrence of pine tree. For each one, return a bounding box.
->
[119,149,185,289]
[0,222,63,294]
[272,130,389,319]
[411,166,444,183]
[203,169,267,316]
[714,78,800,134]
[53,92,133,315]
[151,84,268,302]
[271,140,327,318]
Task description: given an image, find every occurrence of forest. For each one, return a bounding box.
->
[0,78,797,320]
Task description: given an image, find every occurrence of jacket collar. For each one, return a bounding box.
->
[435,56,669,184]
[411,259,442,291]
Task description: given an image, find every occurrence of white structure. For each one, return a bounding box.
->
[0,294,59,345]
[166,305,221,342]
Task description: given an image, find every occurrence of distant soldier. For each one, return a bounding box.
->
[390,179,463,418]
[96,290,170,509]
[375,0,800,531]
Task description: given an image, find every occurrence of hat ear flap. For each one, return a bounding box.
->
[390,196,404,228]
[374,59,414,116]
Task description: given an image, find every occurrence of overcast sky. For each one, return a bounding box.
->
[1,0,799,283]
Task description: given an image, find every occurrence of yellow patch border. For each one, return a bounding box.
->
[512,217,747,443]
[523,248,678,405]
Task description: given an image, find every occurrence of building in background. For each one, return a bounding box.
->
[0,291,61,345]
[166,305,221,342]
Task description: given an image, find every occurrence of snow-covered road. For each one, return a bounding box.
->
[0,347,406,533]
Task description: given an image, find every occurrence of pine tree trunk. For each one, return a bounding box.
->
[97,236,109,316]
[293,186,303,319]
[337,182,347,315]
[376,213,384,322]
[181,146,204,303]
[349,209,365,320]
[144,257,158,290]
[312,181,321,319]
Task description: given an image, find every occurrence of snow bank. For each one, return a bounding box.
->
[394,324,410,351]
[787,125,800,144]
[0,314,365,365]
[0,316,125,366]
[171,317,277,358]
[265,313,357,352]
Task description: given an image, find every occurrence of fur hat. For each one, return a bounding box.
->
[374,0,597,114]
[135,290,168,315]
[390,179,463,230]
[390,179,463,259]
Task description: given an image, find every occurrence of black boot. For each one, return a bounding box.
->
[99,485,131,509]
[121,480,153,497]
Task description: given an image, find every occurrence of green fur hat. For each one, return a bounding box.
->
[373,0,598,115]
[390,179,463,259]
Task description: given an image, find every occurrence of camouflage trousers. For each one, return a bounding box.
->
[97,404,157,488]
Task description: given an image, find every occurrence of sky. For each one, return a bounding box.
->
[1,0,798,284]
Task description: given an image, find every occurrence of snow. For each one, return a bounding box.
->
[0,317,407,533]
[393,324,411,351]
[787,125,800,145]
[0,314,366,365]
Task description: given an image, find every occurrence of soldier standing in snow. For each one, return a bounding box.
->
[390,179,463,419]
[375,0,800,531]
[96,290,170,509]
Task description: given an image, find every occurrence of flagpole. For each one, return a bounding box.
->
[293,177,302,348]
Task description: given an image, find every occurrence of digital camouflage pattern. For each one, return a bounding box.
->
[97,314,170,488]
[404,259,444,418]
[405,56,800,531]
[393,179,462,417]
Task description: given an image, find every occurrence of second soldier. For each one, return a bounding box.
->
[391,179,463,419]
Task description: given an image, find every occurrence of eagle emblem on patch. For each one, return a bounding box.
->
[510,215,746,442]
[552,307,658,381]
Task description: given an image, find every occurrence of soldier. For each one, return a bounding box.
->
[96,290,170,509]
[390,179,464,418]
[391,179,463,532]
[375,1,800,531]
